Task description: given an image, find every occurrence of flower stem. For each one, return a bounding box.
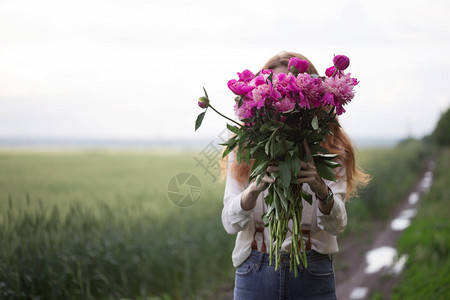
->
[209,104,242,127]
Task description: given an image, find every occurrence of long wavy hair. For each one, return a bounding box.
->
[228,51,370,200]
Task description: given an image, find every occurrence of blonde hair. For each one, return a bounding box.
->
[228,51,370,200]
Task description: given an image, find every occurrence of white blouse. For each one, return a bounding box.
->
[222,152,348,267]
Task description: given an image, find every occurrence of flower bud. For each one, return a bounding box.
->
[333,55,350,71]
[198,96,209,109]
[288,57,309,74]
[325,66,336,77]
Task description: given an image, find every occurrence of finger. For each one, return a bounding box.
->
[262,174,275,184]
[303,140,314,164]
[300,161,311,170]
[266,165,279,173]
[296,171,317,178]
[296,177,314,185]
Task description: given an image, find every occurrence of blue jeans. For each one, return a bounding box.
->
[234,250,336,300]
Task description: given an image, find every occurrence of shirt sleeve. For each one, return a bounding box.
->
[221,152,254,235]
[316,169,348,236]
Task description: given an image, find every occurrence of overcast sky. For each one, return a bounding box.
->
[1,0,449,143]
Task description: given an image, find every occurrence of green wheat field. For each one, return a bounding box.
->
[0,141,444,299]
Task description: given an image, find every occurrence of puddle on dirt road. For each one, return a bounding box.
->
[419,170,433,193]
[391,208,417,231]
[408,192,419,205]
[365,246,407,274]
[349,287,369,299]
[392,164,434,231]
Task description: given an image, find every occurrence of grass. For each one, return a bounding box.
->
[0,140,433,299]
[392,147,450,300]
[344,139,432,234]
[0,149,234,299]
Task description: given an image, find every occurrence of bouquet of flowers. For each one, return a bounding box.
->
[195,54,358,276]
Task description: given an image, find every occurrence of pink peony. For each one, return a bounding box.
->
[250,75,281,109]
[323,73,359,115]
[320,92,335,106]
[288,57,309,74]
[237,69,255,82]
[227,79,255,95]
[273,73,292,95]
[290,73,324,108]
[254,74,267,87]
[275,97,296,113]
[234,98,257,119]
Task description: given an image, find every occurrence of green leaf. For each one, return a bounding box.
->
[316,162,337,181]
[219,135,237,147]
[310,144,329,154]
[226,123,240,134]
[299,130,312,140]
[236,146,242,164]
[284,140,294,150]
[264,192,274,207]
[278,161,291,189]
[313,153,338,159]
[202,86,209,99]
[311,116,319,130]
[265,139,271,156]
[255,173,263,185]
[289,156,301,177]
[321,160,341,169]
[301,191,313,205]
[244,148,251,164]
[238,97,244,108]
[195,111,206,131]
[275,186,288,211]
[273,142,286,159]
[306,132,325,143]
[222,144,236,159]
[250,159,269,180]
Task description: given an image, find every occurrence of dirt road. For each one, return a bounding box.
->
[335,160,434,299]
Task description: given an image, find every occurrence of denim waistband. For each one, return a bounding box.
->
[246,249,330,268]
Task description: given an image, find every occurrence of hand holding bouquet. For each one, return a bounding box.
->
[195,54,358,276]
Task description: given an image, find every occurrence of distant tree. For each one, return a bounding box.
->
[432,107,450,146]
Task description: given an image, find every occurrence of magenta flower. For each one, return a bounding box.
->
[275,97,296,113]
[289,73,324,108]
[234,99,256,119]
[254,74,267,87]
[323,73,359,115]
[273,73,292,95]
[252,83,272,109]
[288,57,309,74]
[320,92,335,106]
[333,55,350,71]
[250,74,281,109]
[237,69,255,82]
[325,66,336,77]
[227,79,255,95]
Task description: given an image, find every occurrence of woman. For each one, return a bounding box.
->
[222,51,370,300]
